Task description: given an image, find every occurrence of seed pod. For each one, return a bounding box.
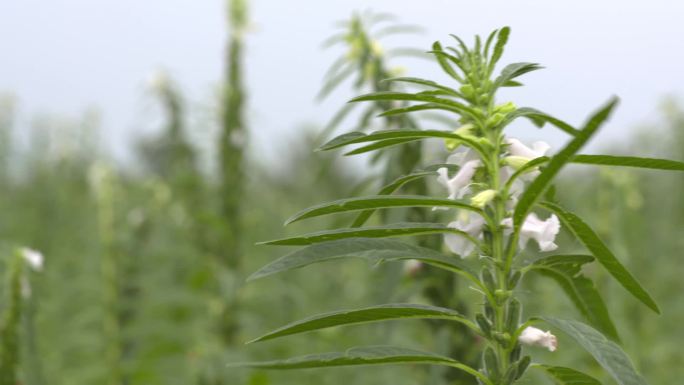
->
[505,298,522,333]
[475,313,492,337]
[515,356,531,380]
[484,302,495,320]
[482,347,500,380]
[507,270,521,289]
[480,268,496,292]
[509,344,522,362]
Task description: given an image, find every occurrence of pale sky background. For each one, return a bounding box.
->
[1,0,683,166]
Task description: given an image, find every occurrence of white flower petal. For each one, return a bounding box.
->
[444,213,485,257]
[519,326,558,352]
[518,213,561,252]
[436,160,481,200]
[505,138,550,159]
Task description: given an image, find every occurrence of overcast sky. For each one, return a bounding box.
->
[1,0,683,164]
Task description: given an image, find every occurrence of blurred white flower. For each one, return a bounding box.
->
[444,211,485,257]
[519,326,558,352]
[402,260,423,277]
[21,248,44,271]
[502,213,561,252]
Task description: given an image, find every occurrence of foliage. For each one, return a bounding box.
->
[243,27,684,385]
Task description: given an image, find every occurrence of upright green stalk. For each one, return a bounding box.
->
[0,251,24,385]
[92,165,123,385]
[220,0,248,272]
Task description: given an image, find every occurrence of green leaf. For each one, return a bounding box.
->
[539,317,649,385]
[344,138,419,156]
[488,26,510,73]
[378,103,463,118]
[514,97,619,227]
[508,107,579,135]
[319,129,483,154]
[285,195,482,225]
[528,255,619,341]
[351,172,436,227]
[431,41,463,81]
[533,365,602,385]
[494,62,543,87]
[234,346,490,383]
[248,238,477,282]
[248,303,469,343]
[571,155,684,171]
[540,201,659,314]
[349,92,476,119]
[382,77,463,97]
[260,222,466,246]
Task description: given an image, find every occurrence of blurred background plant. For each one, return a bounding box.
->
[0,2,682,385]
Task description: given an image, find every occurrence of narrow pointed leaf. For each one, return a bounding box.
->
[488,26,510,72]
[382,77,463,97]
[432,41,463,80]
[540,201,659,314]
[494,62,543,87]
[234,346,490,383]
[319,129,483,154]
[344,138,418,156]
[529,256,619,341]
[571,155,684,171]
[249,304,468,343]
[286,195,482,225]
[260,223,466,246]
[533,365,602,385]
[351,172,437,227]
[378,103,463,118]
[349,92,476,118]
[508,107,579,135]
[514,97,619,227]
[539,317,649,385]
[248,238,477,282]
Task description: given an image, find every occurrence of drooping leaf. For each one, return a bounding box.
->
[248,238,477,282]
[233,346,489,383]
[514,97,619,227]
[260,222,466,246]
[540,201,659,314]
[528,255,619,341]
[285,195,483,225]
[248,303,469,343]
[494,62,543,87]
[508,107,579,135]
[571,155,684,171]
[533,364,602,385]
[539,317,650,385]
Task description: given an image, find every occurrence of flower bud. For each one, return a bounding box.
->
[20,248,44,272]
[494,101,517,114]
[503,155,531,170]
[471,189,497,208]
[444,123,475,151]
[485,112,506,128]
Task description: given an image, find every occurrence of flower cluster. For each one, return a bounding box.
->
[437,136,561,256]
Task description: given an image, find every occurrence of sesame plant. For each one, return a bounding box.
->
[241,27,684,385]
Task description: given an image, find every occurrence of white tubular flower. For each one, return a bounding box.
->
[403,260,423,277]
[444,212,485,257]
[21,248,44,272]
[506,138,550,159]
[501,213,561,252]
[519,326,558,352]
[505,138,551,180]
[437,160,481,200]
